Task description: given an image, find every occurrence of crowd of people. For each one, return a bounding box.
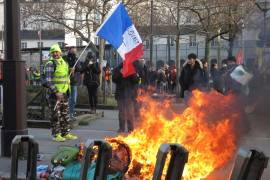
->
[29,43,259,141]
[112,52,260,134]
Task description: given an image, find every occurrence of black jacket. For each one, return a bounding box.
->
[112,64,139,100]
[81,58,100,88]
[179,60,205,97]
[133,60,149,88]
[63,52,82,86]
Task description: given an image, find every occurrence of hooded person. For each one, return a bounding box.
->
[43,44,78,142]
[179,53,206,99]
[81,51,101,114]
[63,46,82,121]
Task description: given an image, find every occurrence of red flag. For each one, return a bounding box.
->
[236,48,244,65]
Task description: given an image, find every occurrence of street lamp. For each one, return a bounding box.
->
[150,0,153,66]
[255,0,270,65]
[2,0,28,157]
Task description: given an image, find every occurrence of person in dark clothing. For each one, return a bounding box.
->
[179,53,205,99]
[145,61,157,87]
[168,64,177,93]
[133,58,149,89]
[112,63,139,133]
[156,64,168,94]
[148,66,157,87]
[214,60,228,93]
[81,52,101,114]
[63,47,82,120]
[202,60,209,89]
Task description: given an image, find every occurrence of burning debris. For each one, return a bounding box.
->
[107,139,132,174]
[107,90,245,179]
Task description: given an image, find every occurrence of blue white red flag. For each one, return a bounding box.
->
[96,2,144,77]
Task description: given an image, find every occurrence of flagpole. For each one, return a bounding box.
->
[39,18,42,72]
[150,0,153,66]
[69,41,91,77]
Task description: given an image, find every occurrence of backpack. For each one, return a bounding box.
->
[51,146,79,166]
[40,59,57,88]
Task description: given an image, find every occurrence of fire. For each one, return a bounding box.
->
[107,90,240,179]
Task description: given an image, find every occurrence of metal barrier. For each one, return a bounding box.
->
[152,144,189,180]
[80,140,112,180]
[10,135,39,180]
[229,148,268,180]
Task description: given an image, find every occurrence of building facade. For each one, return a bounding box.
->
[0,0,265,68]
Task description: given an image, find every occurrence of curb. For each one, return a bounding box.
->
[26,111,104,128]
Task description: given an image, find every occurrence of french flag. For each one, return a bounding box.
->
[96,2,144,77]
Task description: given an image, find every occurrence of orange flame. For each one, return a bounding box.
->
[108,90,240,179]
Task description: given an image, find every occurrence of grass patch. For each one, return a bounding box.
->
[78,119,89,126]
[77,112,103,126]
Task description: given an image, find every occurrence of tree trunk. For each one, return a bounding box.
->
[176,33,180,96]
[167,36,171,63]
[175,0,181,98]
[99,38,105,104]
[228,39,234,58]
[204,36,211,62]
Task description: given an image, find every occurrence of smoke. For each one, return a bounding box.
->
[231,8,270,131]
[188,90,250,141]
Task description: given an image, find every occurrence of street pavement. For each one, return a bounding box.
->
[207,114,270,180]
[0,110,119,179]
[0,108,270,179]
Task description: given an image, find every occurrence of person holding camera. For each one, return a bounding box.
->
[81,52,101,114]
[63,46,82,121]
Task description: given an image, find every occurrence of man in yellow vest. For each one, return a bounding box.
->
[43,44,78,142]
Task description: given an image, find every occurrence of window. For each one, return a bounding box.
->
[93,22,98,31]
[211,38,218,46]
[145,40,150,49]
[186,16,192,23]
[94,37,99,45]
[23,21,27,29]
[58,42,65,47]
[21,42,27,49]
[189,35,196,47]
[76,38,82,47]
[37,42,43,48]
[75,11,83,27]
[186,12,192,23]
[170,37,175,46]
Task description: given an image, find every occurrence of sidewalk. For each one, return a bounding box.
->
[0,109,119,179]
[0,108,270,179]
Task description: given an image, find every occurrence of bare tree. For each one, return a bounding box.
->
[219,0,255,57]
[179,0,254,60]
[20,0,148,53]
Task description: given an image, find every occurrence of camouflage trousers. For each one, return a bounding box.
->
[47,95,71,136]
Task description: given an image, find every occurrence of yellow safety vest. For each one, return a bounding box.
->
[47,57,70,93]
